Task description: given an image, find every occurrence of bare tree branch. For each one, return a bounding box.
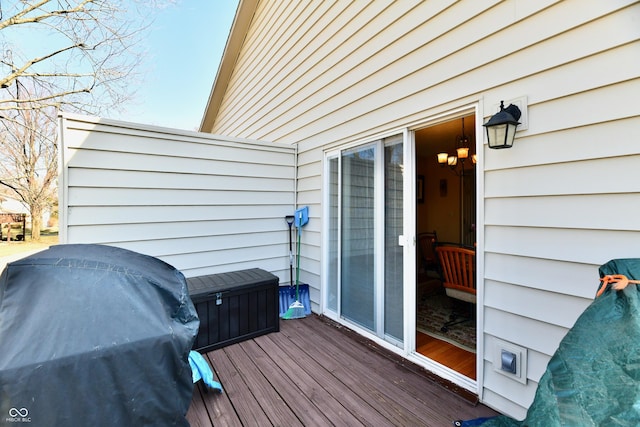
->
[0,0,167,238]
[0,43,86,88]
[0,0,155,116]
[0,0,94,30]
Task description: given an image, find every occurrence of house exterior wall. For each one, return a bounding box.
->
[59,113,296,280]
[205,0,640,418]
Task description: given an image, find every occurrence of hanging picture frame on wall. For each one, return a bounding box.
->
[417,175,424,203]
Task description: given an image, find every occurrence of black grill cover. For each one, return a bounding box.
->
[0,244,199,426]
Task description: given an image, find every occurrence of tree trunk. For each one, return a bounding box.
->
[30,206,42,241]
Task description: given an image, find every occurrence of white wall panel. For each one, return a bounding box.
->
[486,226,640,265]
[68,188,290,207]
[484,281,592,329]
[59,114,296,281]
[484,307,568,356]
[485,193,640,231]
[484,253,598,299]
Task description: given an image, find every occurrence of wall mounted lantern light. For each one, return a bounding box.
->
[483,101,522,149]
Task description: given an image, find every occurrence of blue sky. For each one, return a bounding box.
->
[2,1,237,131]
[114,1,239,131]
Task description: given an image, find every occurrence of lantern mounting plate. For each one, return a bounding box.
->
[491,96,528,131]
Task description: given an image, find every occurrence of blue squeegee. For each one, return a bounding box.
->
[294,206,308,230]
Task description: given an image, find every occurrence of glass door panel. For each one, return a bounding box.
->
[340,144,376,330]
[384,139,404,341]
[327,156,339,312]
[326,135,404,345]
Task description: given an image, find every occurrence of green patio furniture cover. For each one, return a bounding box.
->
[482,258,640,427]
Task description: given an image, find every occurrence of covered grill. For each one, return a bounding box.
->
[0,244,199,427]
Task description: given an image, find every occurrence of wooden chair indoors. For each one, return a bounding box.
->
[435,244,476,332]
[418,231,440,279]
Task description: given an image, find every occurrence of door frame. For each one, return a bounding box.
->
[321,133,406,348]
[404,102,484,394]
[320,101,485,395]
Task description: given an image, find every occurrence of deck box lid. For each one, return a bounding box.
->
[187,268,278,300]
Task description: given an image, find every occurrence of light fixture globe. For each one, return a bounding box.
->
[484,101,521,149]
[437,152,449,164]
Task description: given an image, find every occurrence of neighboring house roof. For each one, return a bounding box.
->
[200,0,258,133]
[0,213,26,224]
[0,196,28,215]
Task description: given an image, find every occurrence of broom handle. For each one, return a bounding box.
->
[289,224,293,287]
[296,223,301,300]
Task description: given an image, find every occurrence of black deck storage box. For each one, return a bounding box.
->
[187,268,279,352]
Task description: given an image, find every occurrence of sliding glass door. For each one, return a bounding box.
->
[326,135,403,344]
[341,143,376,329]
[384,140,404,342]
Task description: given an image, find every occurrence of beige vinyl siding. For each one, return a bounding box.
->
[209,0,639,418]
[59,114,295,280]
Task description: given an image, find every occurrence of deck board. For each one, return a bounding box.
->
[267,325,380,425]
[187,314,499,426]
[185,386,212,427]
[196,357,242,427]
[251,335,342,425]
[282,318,430,426]
[225,343,299,426]
[209,347,271,425]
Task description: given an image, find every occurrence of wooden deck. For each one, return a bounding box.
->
[187,314,499,426]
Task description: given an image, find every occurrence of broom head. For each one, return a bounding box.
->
[281,299,306,320]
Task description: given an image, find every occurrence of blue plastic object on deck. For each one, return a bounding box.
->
[189,350,222,393]
[294,206,309,232]
[279,284,311,317]
[453,417,496,426]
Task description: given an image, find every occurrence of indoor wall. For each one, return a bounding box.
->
[415,115,476,246]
